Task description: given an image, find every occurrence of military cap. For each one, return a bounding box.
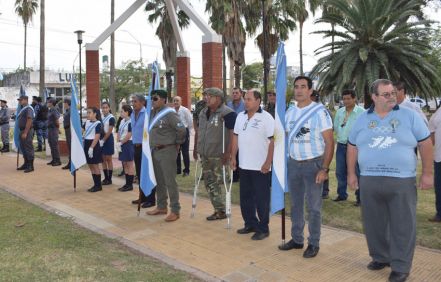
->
[203,87,223,97]
[0,99,7,104]
[151,89,168,99]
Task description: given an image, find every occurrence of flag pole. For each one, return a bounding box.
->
[16,148,19,168]
[281,208,286,246]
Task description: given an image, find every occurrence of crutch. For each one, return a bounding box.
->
[191,158,203,218]
[222,121,233,229]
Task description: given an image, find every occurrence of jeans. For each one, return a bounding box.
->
[435,161,441,217]
[34,120,47,148]
[288,157,323,247]
[336,143,348,199]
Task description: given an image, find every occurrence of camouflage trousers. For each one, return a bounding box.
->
[201,157,227,212]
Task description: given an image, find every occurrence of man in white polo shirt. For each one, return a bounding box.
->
[429,106,441,223]
[231,89,275,240]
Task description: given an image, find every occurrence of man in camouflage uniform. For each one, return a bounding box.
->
[192,91,208,160]
[0,99,10,152]
[146,89,187,222]
[194,87,237,220]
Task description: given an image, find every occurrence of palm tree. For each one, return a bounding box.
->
[15,0,39,71]
[310,0,441,107]
[206,0,246,88]
[292,0,321,75]
[145,0,189,98]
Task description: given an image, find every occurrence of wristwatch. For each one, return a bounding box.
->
[321,167,330,173]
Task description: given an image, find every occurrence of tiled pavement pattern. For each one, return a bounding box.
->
[1,153,441,282]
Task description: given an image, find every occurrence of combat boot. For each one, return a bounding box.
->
[36,146,43,152]
[24,160,34,173]
[17,160,28,170]
[1,145,10,153]
[88,174,102,192]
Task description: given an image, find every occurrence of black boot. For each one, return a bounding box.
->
[102,170,112,185]
[119,174,133,192]
[1,144,9,153]
[24,160,34,173]
[17,160,28,170]
[52,159,62,166]
[36,146,43,152]
[88,174,102,192]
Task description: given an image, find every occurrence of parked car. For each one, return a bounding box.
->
[409,97,427,109]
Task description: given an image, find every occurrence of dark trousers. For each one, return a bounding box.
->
[34,121,47,148]
[20,128,34,162]
[435,161,441,217]
[176,128,190,174]
[336,143,349,199]
[134,145,156,203]
[239,169,271,233]
[48,128,60,162]
[65,127,71,165]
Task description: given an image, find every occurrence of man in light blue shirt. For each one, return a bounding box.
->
[333,89,364,204]
[130,94,156,208]
[347,79,433,282]
[227,86,245,182]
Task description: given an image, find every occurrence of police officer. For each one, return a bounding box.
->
[0,99,10,152]
[46,98,61,166]
[146,89,186,222]
[194,87,237,221]
[16,94,35,173]
[32,96,47,152]
[62,98,71,169]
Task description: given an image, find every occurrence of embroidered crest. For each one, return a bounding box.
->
[368,120,377,129]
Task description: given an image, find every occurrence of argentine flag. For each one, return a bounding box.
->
[139,61,160,196]
[271,42,288,214]
[70,76,87,174]
[12,85,26,152]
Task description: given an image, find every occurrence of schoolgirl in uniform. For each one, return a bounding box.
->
[116,105,135,191]
[84,107,103,192]
[101,102,115,185]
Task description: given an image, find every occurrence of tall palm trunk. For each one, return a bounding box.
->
[229,58,234,91]
[299,21,304,76]
[109,0,116,113]
[234,62,241,88]
[39,0,45,97]
[24,24,27,70]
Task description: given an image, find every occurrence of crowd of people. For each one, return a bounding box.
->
[1,75,440,282]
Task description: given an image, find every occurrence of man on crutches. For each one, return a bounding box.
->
[193,87,237,221]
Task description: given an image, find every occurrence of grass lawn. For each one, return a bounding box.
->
[0,190,201,282]
[173,159,441,250]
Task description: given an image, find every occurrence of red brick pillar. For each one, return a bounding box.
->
[202,39,223,90]
[85,49,100,108]
[176,52,191,109]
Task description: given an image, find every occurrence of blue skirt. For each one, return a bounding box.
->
[84,139,103,164]
[102,134,115,155]
[119,141,134,162]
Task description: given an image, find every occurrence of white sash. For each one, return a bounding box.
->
[84,121,100,139]
[148,107,174,132]
[288,103,325,143]
[18,105,35,119]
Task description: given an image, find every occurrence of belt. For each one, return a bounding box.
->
[134,144,142,148]
[337,142,347,146]
[153,144,175,151]
[293,155,323,163]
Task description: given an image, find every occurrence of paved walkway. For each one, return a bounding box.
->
[1,153,441,282]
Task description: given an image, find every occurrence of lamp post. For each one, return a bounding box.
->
[262,0,268,105]
[74,30,85,121]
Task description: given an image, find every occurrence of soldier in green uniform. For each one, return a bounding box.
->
[146,89,186,222]
[16,94,35,173]
[194,87,237,220]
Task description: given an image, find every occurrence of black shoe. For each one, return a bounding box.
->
[102,179,112,185]
[24,166,34,173]
[333,196,347,202]
[251,232,269,240]
[88,186,102,192]
[183,172,189,177]
[367,261,390,270]
[322,194,329,199]
[354,201,361,207]
[52,161,62,166]
[206,211,227,221]
[177,170,182,175]
[36,147,43,152]
[62,164,70,170]
[47,160,54,165]
[17,163,28,171]
[237,226,257,234]
[303,245,320,258]
[141,201,155,208]
[428,215,441,222]
[119,185,133,192]
[278,239,304,251]
[132,199,141,205]
[388,271,409,282]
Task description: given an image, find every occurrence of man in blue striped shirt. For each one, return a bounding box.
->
[279,76,334,259]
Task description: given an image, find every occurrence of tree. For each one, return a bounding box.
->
[15,0,39,71]
[242,62,263,89]
[310,0,441,107]
[100,60,151,108]
[292,0,321,75]
[145,0,189,99]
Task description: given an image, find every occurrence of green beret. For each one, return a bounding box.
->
[203,87,223,97]
[151,89,168,99]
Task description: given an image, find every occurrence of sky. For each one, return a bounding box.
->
[0,0,440,77]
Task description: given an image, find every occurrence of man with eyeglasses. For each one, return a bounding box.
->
[279,76,334,259]
[347,79,433,282]
[194,87,237,221]
[173,96,193,177]
[393,81,428,125]
[130,94,156,209]
[333,89,364,205]
[231,89,274,240]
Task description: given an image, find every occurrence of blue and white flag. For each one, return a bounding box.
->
[70,76,87,175]
[271,42,288,214]
[12,85,26,152]
[140,61,160,197]
[43,88,49,102]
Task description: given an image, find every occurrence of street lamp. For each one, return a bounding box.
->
[74,30,85,120]
[120,30,142,62]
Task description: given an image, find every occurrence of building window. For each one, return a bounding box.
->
[56,88,63,97]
